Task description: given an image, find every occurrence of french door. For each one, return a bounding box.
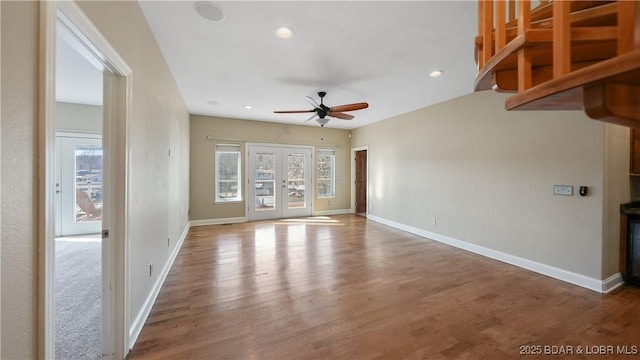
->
[247,145,313,221]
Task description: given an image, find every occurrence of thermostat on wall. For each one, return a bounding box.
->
[553,185,573,196]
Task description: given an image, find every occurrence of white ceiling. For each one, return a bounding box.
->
[137,1,479,129]
[56,24,103,106]
[56,2,478,128]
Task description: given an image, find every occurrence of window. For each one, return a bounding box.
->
[215,144,242,202]
[317,149,335,198]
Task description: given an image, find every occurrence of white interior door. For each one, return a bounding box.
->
[58,135,103,236]
[247,145,312,221]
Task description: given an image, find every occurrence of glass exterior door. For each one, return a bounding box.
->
[57,136,103,235]
[248,145,312,221]
[281,149,311,218]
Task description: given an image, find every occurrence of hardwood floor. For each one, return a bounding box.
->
[128,215,640,359]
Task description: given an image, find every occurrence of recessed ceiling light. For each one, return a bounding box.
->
[244,105,253,110]
[274,26,294,39]
[194,2,224,22]
[430,70,444,78]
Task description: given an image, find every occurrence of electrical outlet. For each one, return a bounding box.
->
[431,217,437,225]
[327,200,331,206]
[149,263,153,277]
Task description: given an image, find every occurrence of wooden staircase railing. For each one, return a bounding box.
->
[475,0,640,127]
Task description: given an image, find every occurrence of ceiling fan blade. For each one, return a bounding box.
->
[274,109,315,114]
[329,102,369,113]
[305,113,319,122]
[328,112,354,120]
[305,96,321,109]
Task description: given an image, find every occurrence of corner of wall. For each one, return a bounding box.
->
[602,124,630,279]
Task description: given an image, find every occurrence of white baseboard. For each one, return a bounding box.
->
[367,214,623,294]
[190,217,247,227]
[313,209,353,216]
[602,273,624,293]
[128,222,191,349]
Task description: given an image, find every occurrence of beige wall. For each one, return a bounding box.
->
[352,90,628,280]
[76,0,191,339]
[190,115,351,221]
[1,1,190,357]
[56,102,102,133]
[1,2,39,358]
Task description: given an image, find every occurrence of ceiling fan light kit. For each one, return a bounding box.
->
[316,118,330,127]
[274,91,368,127]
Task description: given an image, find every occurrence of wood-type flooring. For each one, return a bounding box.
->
[127,215,640,359]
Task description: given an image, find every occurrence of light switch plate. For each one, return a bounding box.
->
[553,185,573,196]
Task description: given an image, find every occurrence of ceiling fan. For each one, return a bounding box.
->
[274,91,369,127]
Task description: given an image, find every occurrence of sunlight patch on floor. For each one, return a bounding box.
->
[275,216,344,225]
[56,234,101,243]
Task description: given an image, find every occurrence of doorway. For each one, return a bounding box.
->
[351,146,368,216]
[41,2,132,359]
[54,17,105,360]
[355,150,367,215]
[247,145,313,221]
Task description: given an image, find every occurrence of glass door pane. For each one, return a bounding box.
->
[75,145,103,223]
[60,136,102,236]
[254,151,276,212]
[287,153,306,209]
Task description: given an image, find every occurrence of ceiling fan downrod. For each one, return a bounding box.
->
[316,91,329,119]
[318,91,326,104]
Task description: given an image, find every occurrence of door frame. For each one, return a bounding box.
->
[351,146,369,215]
[246,143,314,221]
[39,2,132,359]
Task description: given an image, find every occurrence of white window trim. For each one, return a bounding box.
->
[317,148,336,199]
[215,144,242,203]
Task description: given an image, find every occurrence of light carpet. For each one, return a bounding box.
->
[55,235,101,360]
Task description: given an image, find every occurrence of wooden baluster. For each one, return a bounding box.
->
[496,0,507,50]
[478,1,485,69]
[508,0,516,22]
[482,0,494,66]
[517,0,532,91]
[617,0,640,54]
[553,0,571,78]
